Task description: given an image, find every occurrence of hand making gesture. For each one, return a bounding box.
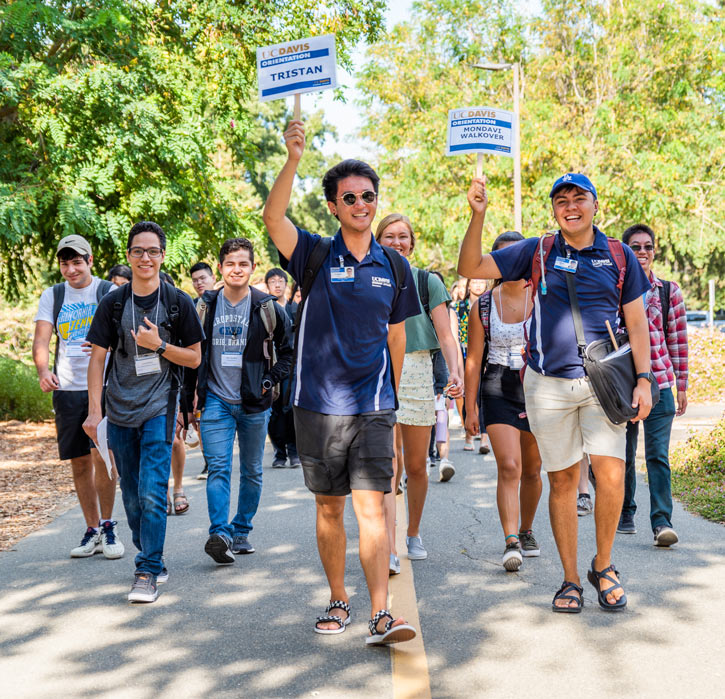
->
[283,119,306,162]
[131,317,162,351]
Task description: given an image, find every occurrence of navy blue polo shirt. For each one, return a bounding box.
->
[282,227,420,415]
[491,227,649,379]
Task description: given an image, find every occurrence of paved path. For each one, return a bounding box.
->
[1,404,724,698]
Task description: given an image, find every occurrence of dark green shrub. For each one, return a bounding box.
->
[0,355,53,421]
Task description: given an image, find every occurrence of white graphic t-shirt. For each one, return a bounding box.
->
[35,277,107,391]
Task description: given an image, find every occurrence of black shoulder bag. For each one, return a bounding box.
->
[564,271,659,425]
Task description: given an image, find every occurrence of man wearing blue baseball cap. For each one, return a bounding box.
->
[458,172,651,613]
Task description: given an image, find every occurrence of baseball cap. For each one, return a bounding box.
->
[56,234,92,257]
[549,173,597,200]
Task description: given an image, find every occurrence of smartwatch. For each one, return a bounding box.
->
[636,372,652,383]
[155,340,167,356]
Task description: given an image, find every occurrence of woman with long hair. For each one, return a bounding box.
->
[376,214,463,568]
[464,231,543,572]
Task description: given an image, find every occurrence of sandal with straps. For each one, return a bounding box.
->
[314,600,351,635]
[365,609,416,646]
[552,580,584,613]
[587,557,627,612]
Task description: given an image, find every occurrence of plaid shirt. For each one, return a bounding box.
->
[645,272,688,391]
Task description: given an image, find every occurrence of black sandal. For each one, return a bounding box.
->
[552,581,584,613]
[587,557,627,611]
[313,600,351,635]
[365,609,416,646]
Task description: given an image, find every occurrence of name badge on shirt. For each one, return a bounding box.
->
[134,354,162,376]
[330,266,355,283]
[66,341,87,358]
[554,256,578,273]
[221,352,243,368]
[508,349,524,370]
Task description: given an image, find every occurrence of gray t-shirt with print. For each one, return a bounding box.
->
[207,292,251,404]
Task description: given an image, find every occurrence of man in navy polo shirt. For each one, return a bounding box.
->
[263,119,420,646]
[458,173,652,613]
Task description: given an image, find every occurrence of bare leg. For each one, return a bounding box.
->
[548,463,581,608]
[400,424,431,538]
[590,454,626,604]
[351,489,408,633]
[519,431,542,532]
[577,456,590,496]
[70,454,100,528]
[170,435,185,492]
[315,494,349,631]
[384,449,402,558]
[93,449,117,520]
[486,424,523,538]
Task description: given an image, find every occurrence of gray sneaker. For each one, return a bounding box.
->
[654,525,679,547]
[157,564,169,584]
[577,494,594,517]
[272,458,287,468]
[389,554,401,575]
[128,573,158,603]
[617,514,637,534]
[406,535,428,561]
[231,535,255,555]
[204,534,235,564]
[502,542,523,571]
[438,458,456,482]
[519,529,540,557]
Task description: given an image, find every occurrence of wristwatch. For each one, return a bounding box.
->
[155,340,167,356]
[636,372,652,383]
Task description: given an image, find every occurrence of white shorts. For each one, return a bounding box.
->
[523,368,626,472]
[396,350,435,427]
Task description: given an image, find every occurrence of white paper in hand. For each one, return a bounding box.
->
[95,417,114,479]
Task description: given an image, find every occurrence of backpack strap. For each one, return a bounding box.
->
[380,245,407,310]
[524,233,556,367]
[606,238,627,308]
[259,299,277,372]
[658,280,671,345]
[96,279,113,303]
[111,282,133,357]
[50,283,66,374]
[415,267,433,325]
[159,282,182,345]
[478,290,492,345]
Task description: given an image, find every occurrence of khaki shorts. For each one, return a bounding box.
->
[523,369,626,472]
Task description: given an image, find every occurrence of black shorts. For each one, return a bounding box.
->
[481,363,530,432]
[53,390,96,460]
[293,406,395,496]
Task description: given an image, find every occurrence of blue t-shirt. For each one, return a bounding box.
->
[490,228,649,379]
[282,227,421,415]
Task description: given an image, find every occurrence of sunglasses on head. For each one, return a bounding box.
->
[336,190,377,206]
[629,243,654,252]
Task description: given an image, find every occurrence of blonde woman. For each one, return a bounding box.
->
[376,214,463,566]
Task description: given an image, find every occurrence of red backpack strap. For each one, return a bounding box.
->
[606,238,627,307]
[524,233,556,364]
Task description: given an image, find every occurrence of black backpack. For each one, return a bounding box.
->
[51,279,113,372]
[658,280,671,345]
[107,281,188,441]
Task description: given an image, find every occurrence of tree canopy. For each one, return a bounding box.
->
[0,0,385,295]
[358,0,725,305]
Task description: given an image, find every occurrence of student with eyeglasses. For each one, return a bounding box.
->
[620,224,688,547]
[263,119,421,645]
[84,221,203,603]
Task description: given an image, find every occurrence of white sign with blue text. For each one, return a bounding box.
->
[257,34,337,102]
[446,106,514,158]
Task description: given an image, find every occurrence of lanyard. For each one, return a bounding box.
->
[130,290,161,358]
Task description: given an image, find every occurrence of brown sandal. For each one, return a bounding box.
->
[173,491,189,515]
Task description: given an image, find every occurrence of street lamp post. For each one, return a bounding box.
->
[472,62,522,233]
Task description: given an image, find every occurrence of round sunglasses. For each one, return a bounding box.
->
[336,190,377,206]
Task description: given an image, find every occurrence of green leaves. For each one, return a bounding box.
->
[0,0,384,297]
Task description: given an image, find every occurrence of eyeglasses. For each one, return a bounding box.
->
[629,243,654,252]
[336,190,377,206]
[128,247,164,258]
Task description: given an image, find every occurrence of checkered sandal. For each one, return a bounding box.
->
[314,600,351,635]
[365,609,417,646]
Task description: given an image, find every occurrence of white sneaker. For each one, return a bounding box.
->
[70,527,101,558]
[99,521,125,559]
[389,554,401,575]
[438,458,455,482]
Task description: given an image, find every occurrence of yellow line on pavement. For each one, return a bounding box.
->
[388,493,432,699]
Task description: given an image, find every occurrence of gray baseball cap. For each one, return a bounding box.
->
[56,234,92,257]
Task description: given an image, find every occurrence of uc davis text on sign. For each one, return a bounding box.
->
[257,35,337,102]
[447,107,515,158]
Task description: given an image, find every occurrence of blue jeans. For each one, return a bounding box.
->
[200,392,271,538]
[623,388,676,530]
[108,413,172,576]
